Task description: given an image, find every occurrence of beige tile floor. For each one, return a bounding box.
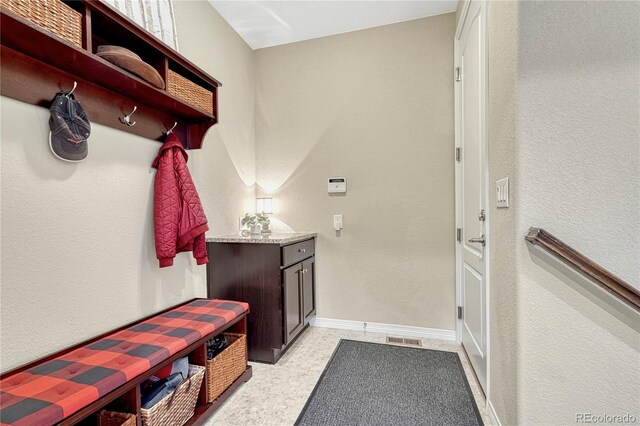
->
[205,326,489,425]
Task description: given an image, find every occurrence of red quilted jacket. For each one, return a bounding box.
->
[151,134,209,267]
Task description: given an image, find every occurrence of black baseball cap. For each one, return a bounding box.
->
[49,93,91,162]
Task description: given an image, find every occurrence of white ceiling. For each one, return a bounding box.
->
[208,1,458,50]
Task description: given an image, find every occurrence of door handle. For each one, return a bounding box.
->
[468,235,486,246]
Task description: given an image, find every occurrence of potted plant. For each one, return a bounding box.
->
[256,212,271,234]
[241,213,261,235]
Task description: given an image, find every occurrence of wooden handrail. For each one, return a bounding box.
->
[525,228,640,311]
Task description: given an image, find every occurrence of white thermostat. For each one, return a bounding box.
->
[328,177,347,193]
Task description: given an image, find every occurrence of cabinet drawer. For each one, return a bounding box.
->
[282,239,315,267]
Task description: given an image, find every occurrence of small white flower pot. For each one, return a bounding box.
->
[250,224,262,235]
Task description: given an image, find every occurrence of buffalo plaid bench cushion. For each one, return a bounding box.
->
[0,299,248,426]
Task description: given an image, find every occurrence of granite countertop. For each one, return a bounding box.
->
[206,232,317,245]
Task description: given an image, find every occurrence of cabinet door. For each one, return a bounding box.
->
[302,257,316,323]
[283,263,303,345]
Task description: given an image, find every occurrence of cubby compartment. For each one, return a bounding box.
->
[72,387,139,426]
[140,365,205,426]
[167,60,216,115]
[205,333,247,403]
[0,0,82,47]
[98,410,137,426]
[88,6,167,86]
[102,387,140,425]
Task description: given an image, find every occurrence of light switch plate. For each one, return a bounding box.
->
[496,178,509,208]
[333,215,343,230]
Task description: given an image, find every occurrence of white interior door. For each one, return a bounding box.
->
[456,0,488,392]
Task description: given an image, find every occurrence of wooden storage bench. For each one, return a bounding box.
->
[0,299,252,426]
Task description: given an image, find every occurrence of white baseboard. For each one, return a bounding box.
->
[310,317,456,342]
[487,400,502,426]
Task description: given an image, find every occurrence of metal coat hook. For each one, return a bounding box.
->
[120,106,137,127]
[165,122,177,134]
[65,81,77,97]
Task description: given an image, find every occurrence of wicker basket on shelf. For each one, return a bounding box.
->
[98,410,136,426]
[0,0,82,47]
[206,333,247,403]
[141,365,205,426]
[167,70,213,113]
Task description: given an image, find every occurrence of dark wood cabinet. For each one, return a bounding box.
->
[283,263,304,345]
[206,235,316,364]
[302,258,316,323]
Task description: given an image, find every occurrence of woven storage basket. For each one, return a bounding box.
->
[98,410,136,426]
[167,70,213,113]
[206,333,247,403]
[0,0,82,47]
[141,365,205,426]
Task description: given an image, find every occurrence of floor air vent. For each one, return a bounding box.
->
[386,336,422,347]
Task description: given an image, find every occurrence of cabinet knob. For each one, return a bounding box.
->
[298,248,306,253]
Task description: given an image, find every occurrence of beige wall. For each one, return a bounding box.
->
[516,1,639,423]
[0,1,255,371]
[484,1,640,423]
[254,14,456,330]
[487,1,519,424]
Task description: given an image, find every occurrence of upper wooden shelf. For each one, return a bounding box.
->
[0,0,222,149]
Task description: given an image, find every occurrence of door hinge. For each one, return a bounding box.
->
[455,147,461,162]
[458,306,463,319]
[456,228,462,242]
[455,66,461,82]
